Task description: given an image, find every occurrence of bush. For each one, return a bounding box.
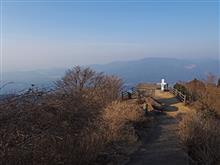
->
[0,67,144,165]
[174,83,188,95]
[179,111,220,164]
[185,79,206,102]
[0,88,105,165]
[55,66,123,107]
[195,86,220,117]
[179,77,220,164]
[217,78,220,88]
[102,101,145,143]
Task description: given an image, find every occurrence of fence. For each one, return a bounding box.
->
[121,87,137,100]
[170,87,187,104]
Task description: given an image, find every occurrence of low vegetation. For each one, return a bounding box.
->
[0,66,145,165]
[2,66,219,164]
[179,111,220,164]
[103,101,145,143]
[177,76,220,164]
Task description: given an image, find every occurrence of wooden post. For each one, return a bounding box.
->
[174,89,177,96]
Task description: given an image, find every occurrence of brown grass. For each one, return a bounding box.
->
[0,67,145,165]
[103,101,145,143]
[179,111,220,165]
[0,89,105,165]
[178,77,220,164]
[0,94,144,165]
[193,86,220,117]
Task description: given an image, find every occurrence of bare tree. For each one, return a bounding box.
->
[55,66,123,105]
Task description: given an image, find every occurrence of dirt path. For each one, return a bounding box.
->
[126,90,190,165]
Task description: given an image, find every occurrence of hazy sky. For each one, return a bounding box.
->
[1,0,219,71]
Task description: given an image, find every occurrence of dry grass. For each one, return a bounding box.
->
[0,89,105,165]
[0,94,144,165]
[103,101,145,143]
[193,86,220,117]
[179,111,220,165]
[177,78,220,164]
[0,67,145,165]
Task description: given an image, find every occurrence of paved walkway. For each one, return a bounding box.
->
[126,91,190,165]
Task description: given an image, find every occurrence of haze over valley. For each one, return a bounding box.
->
[2,57,219,93]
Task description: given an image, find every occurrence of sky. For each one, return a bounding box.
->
[0,0,219,72]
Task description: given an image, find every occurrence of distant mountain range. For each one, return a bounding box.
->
[91,58,219,84]
[1,58,219,93]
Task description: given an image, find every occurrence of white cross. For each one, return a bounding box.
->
[160,79,167,91]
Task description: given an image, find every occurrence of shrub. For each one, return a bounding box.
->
[179,111,220,164]
[185,79,206,102]
[55,66,123,107]
[102,101,145,143]
[217,78,220,88]
[0,67,144,165]
[190,84,220,117]
[0,88,105,165]
[174,83,188,95]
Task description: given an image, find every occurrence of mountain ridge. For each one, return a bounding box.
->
[1,57,219,93]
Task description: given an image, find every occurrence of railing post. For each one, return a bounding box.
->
[183,95,186,104]
[172,88,187,104]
